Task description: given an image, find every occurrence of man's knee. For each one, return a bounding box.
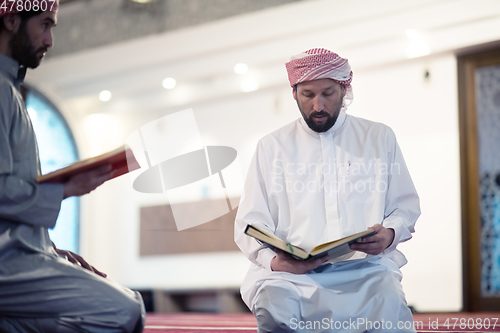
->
[112,290,145,333]
[256,307,296,333]
[57,290,145,333]
[366,272,415,332]
[368,271,406,307]
[254,285,300,333]
[0,317,80,333]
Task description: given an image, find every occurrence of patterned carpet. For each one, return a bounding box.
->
[145,313,257,332]
[143,313,500,332]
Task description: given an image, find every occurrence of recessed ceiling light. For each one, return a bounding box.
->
[234,63,249,75]
[405,29,419,39]
[406,39,430,58]
[162,77,177,89]
[99,90,112,102]
[241,78,258,92]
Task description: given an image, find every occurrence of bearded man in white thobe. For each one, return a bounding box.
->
[0,2,145,332]
[234,48,420,333]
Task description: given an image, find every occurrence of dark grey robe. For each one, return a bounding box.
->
[0,53,144,333]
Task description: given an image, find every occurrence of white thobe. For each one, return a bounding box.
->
[234,111,420,332]
[0,54,144,333]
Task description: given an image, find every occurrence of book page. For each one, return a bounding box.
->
[310,229,375,255]
[245,224,309,259]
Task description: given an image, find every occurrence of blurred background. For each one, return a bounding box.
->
[24,0,500,314]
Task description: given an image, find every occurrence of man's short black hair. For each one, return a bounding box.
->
[0,9,43,32]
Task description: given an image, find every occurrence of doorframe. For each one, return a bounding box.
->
[458,47,500,311]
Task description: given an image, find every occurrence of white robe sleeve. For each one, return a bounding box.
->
[235,140,278,271]
[382,129,420,256]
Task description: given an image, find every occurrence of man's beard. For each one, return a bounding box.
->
[297,97,344,133]
[9,25,44,69]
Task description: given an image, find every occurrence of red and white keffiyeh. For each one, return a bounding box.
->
[285,48,354,110]
[0,0,59,17]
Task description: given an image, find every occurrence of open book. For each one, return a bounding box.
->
[244,224,375,262]
[37,146,140,184]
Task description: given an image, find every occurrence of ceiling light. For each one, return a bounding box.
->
[99,90,112,102]
[241,78,259,92]
[406,39,430,58]
[405,29,419,39]
[234,63,248,75]
[162,77,177,89]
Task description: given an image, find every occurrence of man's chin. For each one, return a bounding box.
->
[307,123,331,133]
[306,118,334,133]
[22,59,42,69]
[312,119,327,126]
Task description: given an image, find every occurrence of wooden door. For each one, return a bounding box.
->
[459,47,500,311]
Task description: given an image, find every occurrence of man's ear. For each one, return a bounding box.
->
[341,84,347,98]
[2,14,21,34]
[292,86,297,101]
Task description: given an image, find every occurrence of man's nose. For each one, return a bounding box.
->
[313,95,325,112]
[44,31,54,48]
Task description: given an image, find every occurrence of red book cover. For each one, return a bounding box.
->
[36,146,140,184]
